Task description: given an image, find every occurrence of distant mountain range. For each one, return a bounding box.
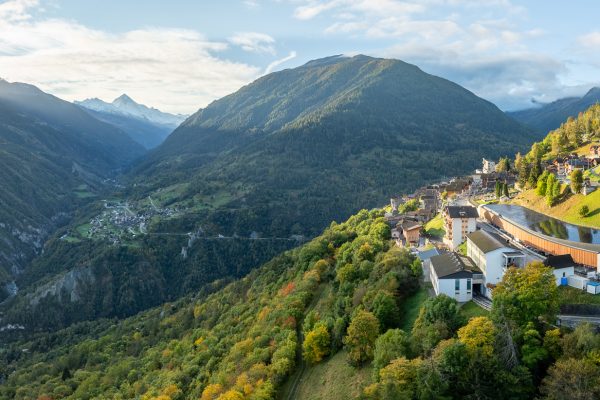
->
[0,79,145,299]
[508,87,600,134]
[76,95,187,148]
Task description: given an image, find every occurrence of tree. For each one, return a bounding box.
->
[497,157,511,172]
[540,358,600,400]
[457,316,497,357]
[344,310,380,365]
[492,262,558,328]
[518,161,530,189]
[502,182,510,198]
[545,173,557,206]
[413,295,465,333]
[302,323,331,364]
[370,292,400,331]
[570,169,583,194]
[536,171,549,196]
[580,205,590,217]
[372,329,409,378]
[495,181,502,198]
[520,322,548,370]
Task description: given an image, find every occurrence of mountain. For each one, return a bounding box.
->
[76,95,187,148]
[0,55,538,334]
[508,87,600,134]
[0,79,145,300]
[136,55,537,238]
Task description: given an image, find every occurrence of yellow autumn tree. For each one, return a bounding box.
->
[201,383,224,400]
[457,316,496,357]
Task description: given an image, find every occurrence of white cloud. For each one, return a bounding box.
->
[229,32,276,54]
[0,0,264,114]
[578,31,600,47]
[264,51,297,74]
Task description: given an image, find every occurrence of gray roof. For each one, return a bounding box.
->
[418,248,440,261]
[445,206,479,219]
[467,230,514,253]
[430,252,481,279]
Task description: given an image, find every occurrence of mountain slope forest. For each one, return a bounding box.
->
[508,87,600,134]
[1,208,595,400]
[0,55,539,334]
[0,80,145,300]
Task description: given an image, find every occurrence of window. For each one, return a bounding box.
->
[455,279,460,291]
[467,279,472,291]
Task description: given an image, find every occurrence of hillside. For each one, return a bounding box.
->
[508,87,600,134]
[0,80,145,300]
[76,95,187,149]
[0,208,588,400]
[0,55,539,332]
[135,55,537,239]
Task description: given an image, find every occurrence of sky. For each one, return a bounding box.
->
[1,0,599,114]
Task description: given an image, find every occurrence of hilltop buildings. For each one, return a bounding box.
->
[442,205,478,249]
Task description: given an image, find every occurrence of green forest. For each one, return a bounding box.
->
[2,208,598,400]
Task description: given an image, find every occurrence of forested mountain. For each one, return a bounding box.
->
[135,55,537,238]
[0,80,145,301]
[0,209,591,400]
[76,95,187,149]
[508,87,600,134]
[0,55,539,333]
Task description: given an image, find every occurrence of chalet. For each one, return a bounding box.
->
[430,252,483,302]
[443,205,479,249]
[399,220,422,246]
[543,254,576,286]
[444,178,472,196]
[466,230,526,298]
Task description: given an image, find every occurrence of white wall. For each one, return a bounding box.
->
[552,267,574,286]
[431,271,473,302]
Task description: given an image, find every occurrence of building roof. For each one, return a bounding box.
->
[430,252,481,279]
[402,221,422,231]
[445,205,479,219]
[544,254,576,270]
[418,248,440,261]
[467,229,514,253]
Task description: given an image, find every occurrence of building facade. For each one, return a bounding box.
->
[443,206,479,249]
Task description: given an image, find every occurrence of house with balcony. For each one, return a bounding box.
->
[443,205,479,250]
[430,252,483,302]
[466,230,525,298]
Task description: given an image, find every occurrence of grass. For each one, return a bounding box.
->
[76,223,91,238]
[424,214,445,238]
[511,188,600,228]
[457,241,467,256]
[460,301,489,320]
[399,285,431,331]
[557,286,600,306]
[278,350,372,400]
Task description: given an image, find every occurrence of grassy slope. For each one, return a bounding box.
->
[557,286,600,306]
[279,351,372,400]
[424,214,445,238]
[511,188,600,228]
[460,301,489,320]
[399,285,431,331]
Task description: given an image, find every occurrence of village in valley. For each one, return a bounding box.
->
[386,146,600,324]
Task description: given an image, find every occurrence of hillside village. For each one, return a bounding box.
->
[386,150,600,320]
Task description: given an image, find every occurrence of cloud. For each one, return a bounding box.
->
[578,31,600,48]
[264,51,297,74]
[0,0,264,114]
[229,32,276,54]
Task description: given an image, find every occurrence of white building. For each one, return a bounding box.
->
[443,206,479,250]
[543,254,576,286]
[466,230,526,298]
[430,252,483,302]
[482,158,496,174]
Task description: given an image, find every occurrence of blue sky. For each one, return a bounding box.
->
[1,0,599,114]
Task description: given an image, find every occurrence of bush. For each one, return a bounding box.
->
[579,205,590,218]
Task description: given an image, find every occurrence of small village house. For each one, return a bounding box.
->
[430,252,483,302]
